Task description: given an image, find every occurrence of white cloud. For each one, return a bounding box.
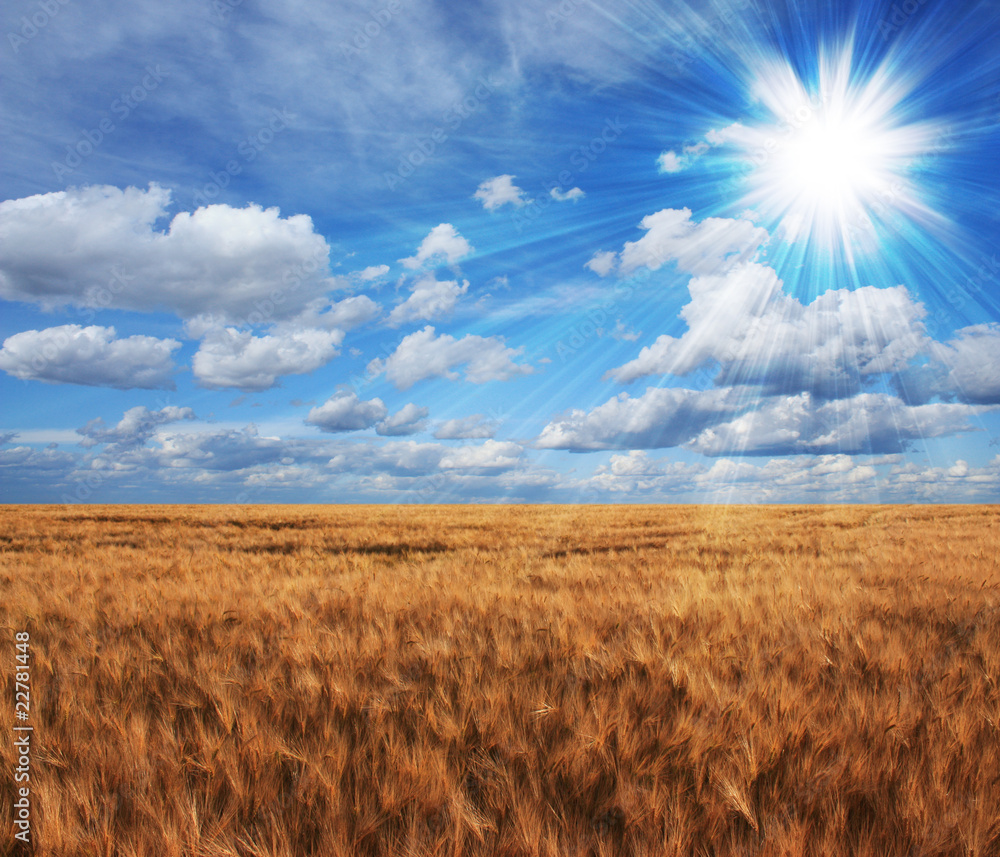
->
[705,123,748,146]
[618,208,768,276]
[387,276,469,327]
[282,295,381,332]
[929,323,1000,404]
[77,406,195,449]
[656,150,685,173]
[655,124,748,174]
[376,403,429,436]
[473,175,527,210]
[536,385,987,456]
[356,264,389,281]
[0,184,336,323]
[305,391,388,433]
[585,250,617,277]
[536,386,748,451]
[149,425,292,473]
[608,264,927,396]
[0,324,180,389]
[611,320,640,341]
[434,414,500,439]
[400,223,474,269]
[549,186,585,202]
[686,392,985,456]
[367,325,534,390]
[888,455,1000,500]
[583,450,702,494]
[439,440,523,470]
[193,327,343,391]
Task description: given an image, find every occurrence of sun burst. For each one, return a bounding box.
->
[733,45,945,256]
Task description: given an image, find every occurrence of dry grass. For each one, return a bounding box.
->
[1,504,999,856]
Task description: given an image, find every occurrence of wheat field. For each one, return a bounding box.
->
[1,504,998,856]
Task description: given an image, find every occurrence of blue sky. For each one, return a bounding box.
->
[1,0,999,503]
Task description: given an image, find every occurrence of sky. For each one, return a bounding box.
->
[1,0,999,504]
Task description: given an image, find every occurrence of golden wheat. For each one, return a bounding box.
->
[1,504,998,856]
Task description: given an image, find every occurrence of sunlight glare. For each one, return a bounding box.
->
[733,44,946,256]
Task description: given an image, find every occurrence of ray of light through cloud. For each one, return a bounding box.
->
[0,0,998,503]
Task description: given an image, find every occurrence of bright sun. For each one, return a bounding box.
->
[782,115,880,207]
[732,46,943,254]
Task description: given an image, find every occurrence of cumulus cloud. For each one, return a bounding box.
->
[0,446,77,493]
[387,276,469,327]
[376,403,429,436]
[601,207,999,410]
[399,223,474,269]
[151,425,293,472]
[655,124,748,174]
[608,265,927,397]
[536,385,986,456]
[584,450,702,493]
[278,295,380,333]
[0,184,337,323]
[0,325,180,389]
[686,392,985,456]
[367,325,534,389]
[618,208,768,276]
[77,406,195,450]
[473,175,527,210]
[549,186,585,202]
[928,323,1000,404]
[585,251,617,277]
[439,440,523,470]
[536,386,749,451]
[434,414,500,439]
[193,327,343,391]
[888,455,1000,500]
[356,264,389,281]
[656,150,685,173]
[305,391,388,432]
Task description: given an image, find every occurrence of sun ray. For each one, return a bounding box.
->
[725,41,949,260]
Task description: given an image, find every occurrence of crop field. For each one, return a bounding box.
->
[1,503,999,856]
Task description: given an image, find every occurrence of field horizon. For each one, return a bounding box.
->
[2,503,999,856]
